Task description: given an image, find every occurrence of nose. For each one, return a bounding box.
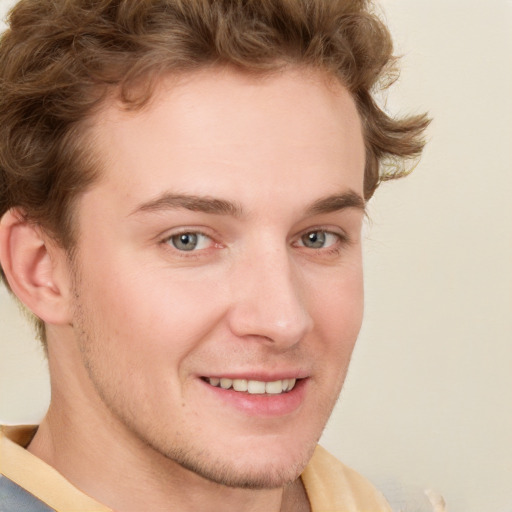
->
[226,245,313,349]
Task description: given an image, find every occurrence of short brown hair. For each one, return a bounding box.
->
[0,0,429,344]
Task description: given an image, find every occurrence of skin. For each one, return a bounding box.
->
[24,67,366,512]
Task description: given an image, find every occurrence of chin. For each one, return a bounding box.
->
[153,433,317,490]
[174,450,310,489]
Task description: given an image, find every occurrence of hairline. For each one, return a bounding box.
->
[62,63,360,246]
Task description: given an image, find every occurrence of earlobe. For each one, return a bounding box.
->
[0,209,72,325]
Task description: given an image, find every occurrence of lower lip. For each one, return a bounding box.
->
[201,378,308,417]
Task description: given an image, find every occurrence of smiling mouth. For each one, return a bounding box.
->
[203,377,297,395]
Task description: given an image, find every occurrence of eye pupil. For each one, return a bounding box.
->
[302,231,326,248]
[172,233,198,251]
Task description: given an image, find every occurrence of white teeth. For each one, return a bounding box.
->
[283,378,296,391]
[232,379,248,392]
[265,380,283,394]
[220,378,233,389]
[206,377,297,394]
[247,380,266,394]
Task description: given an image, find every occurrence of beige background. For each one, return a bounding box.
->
[1,1,511,511]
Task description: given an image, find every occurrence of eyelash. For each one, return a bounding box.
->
[160,228,350,257]
[161,229,217,256]
[295,230,348,253]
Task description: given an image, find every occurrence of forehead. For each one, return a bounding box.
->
[84,66,365,214]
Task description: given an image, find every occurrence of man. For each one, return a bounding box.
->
[0,1,428,511]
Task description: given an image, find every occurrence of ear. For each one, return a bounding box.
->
[0,209,73,325]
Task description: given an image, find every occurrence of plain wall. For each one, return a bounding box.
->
[1,1,511,511]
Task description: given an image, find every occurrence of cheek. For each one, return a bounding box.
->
[308,264,364,393]
[311,263,364,341]
[76,254,228,362]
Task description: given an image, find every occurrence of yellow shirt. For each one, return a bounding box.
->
[0,425,392,512]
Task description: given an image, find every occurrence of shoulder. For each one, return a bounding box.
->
[301,445,392,512]
[0,426,110,512]
[0,474,56,511]
[0,427,56,511]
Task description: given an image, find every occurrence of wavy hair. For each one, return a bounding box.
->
[0,0,429,343]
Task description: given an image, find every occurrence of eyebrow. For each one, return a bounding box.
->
[131,194,244,217]
[305,190,366,216]
[130,190,365,217]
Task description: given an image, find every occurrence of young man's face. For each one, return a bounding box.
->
[65,67,366,488]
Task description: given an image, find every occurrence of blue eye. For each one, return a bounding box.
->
[300,231,339,249]
[168,232,211,251]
